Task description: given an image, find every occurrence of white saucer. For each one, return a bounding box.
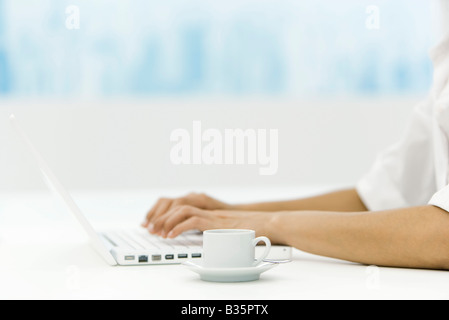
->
[182,260,278,282]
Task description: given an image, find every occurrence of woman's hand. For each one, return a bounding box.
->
[142,193,233,231]
[145,205,275,239]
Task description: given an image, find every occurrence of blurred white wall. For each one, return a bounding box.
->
[0,96,421,192]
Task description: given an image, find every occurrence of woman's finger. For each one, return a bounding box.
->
[167,216,207,239]
[160,206,207,237]
[142,198,165,227]
[144,198,173,232]
[152,205,203,236]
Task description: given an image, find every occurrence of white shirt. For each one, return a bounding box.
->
[356,33,449,212]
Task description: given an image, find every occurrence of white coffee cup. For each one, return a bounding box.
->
[202,229,271,268]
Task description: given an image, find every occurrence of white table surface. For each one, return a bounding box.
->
[1,187,448,300]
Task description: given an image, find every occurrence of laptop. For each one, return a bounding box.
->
[9,114,292,266]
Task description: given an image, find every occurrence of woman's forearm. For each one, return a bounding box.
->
[267,205,449,270]
[232,188,368,212]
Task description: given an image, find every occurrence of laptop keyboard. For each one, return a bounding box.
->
[102,228,203,251]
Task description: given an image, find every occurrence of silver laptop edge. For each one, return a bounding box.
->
[10,115,118,265]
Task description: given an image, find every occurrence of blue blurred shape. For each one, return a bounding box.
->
[0,51,10,94]
[0,0,437,98]
[181,26,205,92]
[0,0,10,94]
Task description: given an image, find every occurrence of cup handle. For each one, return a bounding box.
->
[252,236,271,266]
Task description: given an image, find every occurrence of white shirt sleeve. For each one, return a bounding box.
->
[429,185,449,211]
[356,99,438,211]
[428,97,449,212]
[357,31,449,212]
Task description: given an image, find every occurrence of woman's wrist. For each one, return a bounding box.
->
[264,211,288,245]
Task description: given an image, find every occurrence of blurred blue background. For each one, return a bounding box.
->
[0,0,439,98]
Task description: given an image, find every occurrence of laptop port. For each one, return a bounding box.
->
[138,255,148,263]
[152,254,162,261]
[191,253,202,258]
[177,253,188,259]
[165,254,174,260]
[125,255,135,261]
